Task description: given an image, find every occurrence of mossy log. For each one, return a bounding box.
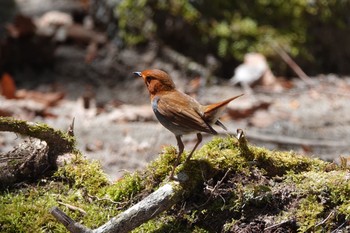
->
[0,116,76,189]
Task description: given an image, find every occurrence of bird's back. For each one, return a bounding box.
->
[152,91,217,136]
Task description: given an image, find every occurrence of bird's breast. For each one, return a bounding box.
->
[151,96,160,112]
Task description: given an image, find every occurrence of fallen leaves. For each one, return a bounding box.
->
[227,100,271,120]
[16,89,64,107]
[0,75,64,119]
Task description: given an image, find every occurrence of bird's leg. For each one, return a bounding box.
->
[185,133,202,163]
[169,135,184,179]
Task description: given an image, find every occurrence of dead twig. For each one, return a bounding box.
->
[50,207,92,233]
[57,201,87,215]
[264,219,294,231]
[67,117,75,137]
[271,42,312,85]
[161,46,216,81]
[331,220,348,233]
[315,210,335,228]
[86,193,120,205]
[199,168,231,207]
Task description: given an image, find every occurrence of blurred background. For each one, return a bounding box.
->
[1,0,349,180]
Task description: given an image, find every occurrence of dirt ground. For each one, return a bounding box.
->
[1,43,349,181]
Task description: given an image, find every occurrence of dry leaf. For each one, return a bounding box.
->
[289,100,300,109]
[1,73,16,99]
[227,101,270,119]
[301,144,313,154]
[6,14,36,38]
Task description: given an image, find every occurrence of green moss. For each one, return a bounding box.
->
[296,195,324,232]
[0,186,64,232]
[339,203,350,219]
[143,146,178,186]
[103,172,142,202]
[1,136,349,232]
[132,215,192,233]
[270,169,350,232]
[195,136,250,173]
[54,154,109,195]
[252,146,327,176]
[0,180,121,232]
[0,154,118,232]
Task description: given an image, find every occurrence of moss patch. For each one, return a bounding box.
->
[1,136,349,232]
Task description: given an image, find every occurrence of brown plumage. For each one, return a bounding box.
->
[134,69,243,179]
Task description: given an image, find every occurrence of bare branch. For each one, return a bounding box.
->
[51,174,193,233]
[271,43,312,85]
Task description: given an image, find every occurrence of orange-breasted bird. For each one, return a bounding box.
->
[134,69,243,179]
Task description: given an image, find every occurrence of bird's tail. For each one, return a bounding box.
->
[203,94,243,126]
[204,94,243,115]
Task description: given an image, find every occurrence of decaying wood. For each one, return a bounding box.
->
[0,117,76,188]
[0,117,75,156]
[51,177,191,233]
[51,207,91,233]
[0,139,49,188]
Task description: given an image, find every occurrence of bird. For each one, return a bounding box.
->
[230,53,270,94]
[134,69,243,179]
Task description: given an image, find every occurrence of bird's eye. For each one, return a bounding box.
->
[145,77,152,85]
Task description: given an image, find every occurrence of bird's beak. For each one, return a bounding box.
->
[133,72,142,77]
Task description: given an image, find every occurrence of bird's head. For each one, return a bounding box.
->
[134,69,176,95]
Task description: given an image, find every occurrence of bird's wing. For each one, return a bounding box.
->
[156,92,217,135]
